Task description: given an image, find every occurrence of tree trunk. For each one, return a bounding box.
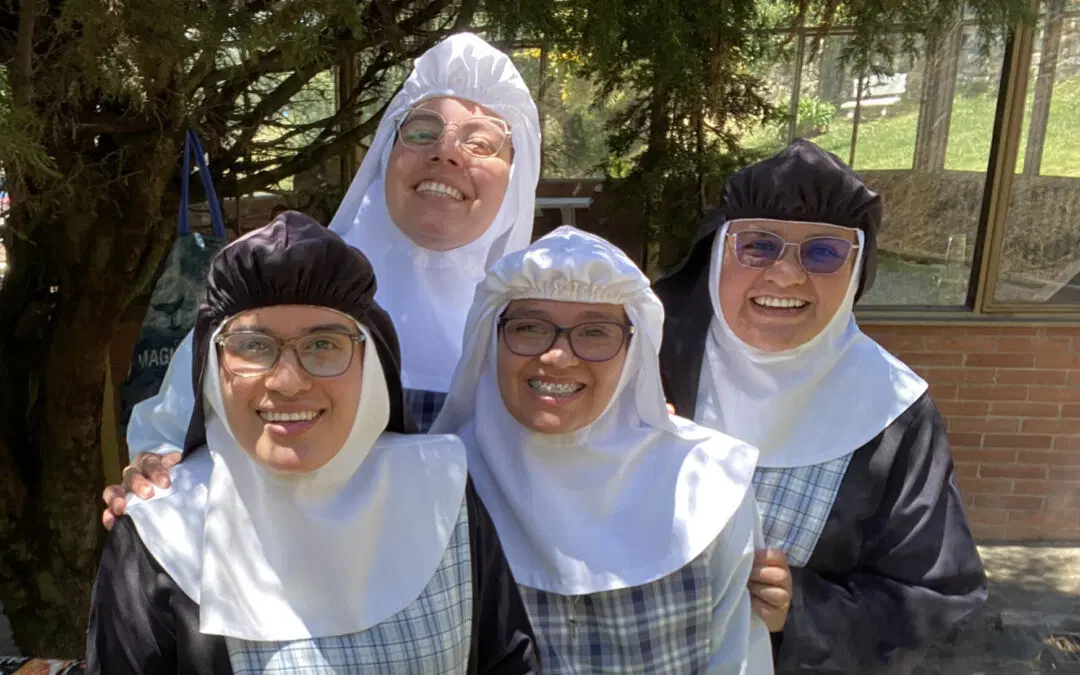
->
[0,138,176,657]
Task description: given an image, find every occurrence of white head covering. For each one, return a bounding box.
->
[328,32,541,393]
[431,226,759,595]
[696,221,928,468]
[124,321,468,640]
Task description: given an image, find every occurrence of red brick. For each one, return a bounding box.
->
[996,370,1069,386]
[924,336,999,352]
[948,434,985,450]
[923,368,996,385]
[897,351,965,367]
[983,434,1054,449]
[958,476,1012,495]
[952,448,1015,463]
[937,400,991,417]
[989,401,1060,417]
[1034,353,1080,369]
[1043,326,1080,337]
[874,337,925,352]
[966,353,1036,368]
[1048,494,1080,510]
[1021,418,1080,434]
[1070,371,1080,386]
[1005,510,1080,527]
[1013,479,1054,495]
[967,508,1009,525]
[1028,387,1080,402]
[948,417,1021,433]
[1062,405,1080,418]
[929,384,958,401]
[979,464,1047,480]
[973,494,1045,510]
[1016,450,1080,465]
[1045,468,1080,483]
[955,461,979,478]
[965,326,1041,336]
[1054,436,1080,451]
[997,337,1072,353]
[958,386,1029,401]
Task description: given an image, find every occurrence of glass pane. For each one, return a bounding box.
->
[993,8,1080,304]
[798,34,856,164]
[858,28,1007,305]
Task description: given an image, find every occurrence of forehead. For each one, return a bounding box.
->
[728,218,858,242]
[225,305,357,333]
[414,96,503,121]
[506,298,626,322]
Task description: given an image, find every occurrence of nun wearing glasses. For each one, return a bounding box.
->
[106,31,542,525]
[655,140,986,673]
[87,214,539,674]
[432,226,774,674]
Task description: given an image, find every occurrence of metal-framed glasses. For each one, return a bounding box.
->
[215,331,366,378]
[727,229,859,275]
[497,317,634,363]
[395,107,512,158]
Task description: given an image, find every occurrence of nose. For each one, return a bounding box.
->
[763,245,808,287]
[263,348,313,397]
[538,334,577,368]
[427,128,465,167]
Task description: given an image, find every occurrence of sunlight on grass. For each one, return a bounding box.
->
[739,75,1080,177]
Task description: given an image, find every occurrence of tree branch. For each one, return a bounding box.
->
[12,0,36,108]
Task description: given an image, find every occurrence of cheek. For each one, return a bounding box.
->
[220,376,258,435]
[475,163,510,201]
[718,264,754,315]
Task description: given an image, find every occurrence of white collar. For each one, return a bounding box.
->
[432,226,758,594]
[696,222,927,467]
[124,324,468,640]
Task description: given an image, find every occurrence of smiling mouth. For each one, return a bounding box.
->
[259,410,322,423]
[528,379,584,398]
[415,180,465,201]
[751,296,810,310]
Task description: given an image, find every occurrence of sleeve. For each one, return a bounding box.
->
[774,397,988,674]
[464,481,541,675]
[125,329,196,461]
[705,489,775,675]
[86,517,178,675]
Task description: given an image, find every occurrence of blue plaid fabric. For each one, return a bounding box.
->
[225,496,472,674]
[404,388,449,433]
[517,548,714,674]
[752,453,854,568]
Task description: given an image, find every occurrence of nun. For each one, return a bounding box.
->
[431,226,775,674]
[655,139,987,673]
[87,213,539,674]
[102,31,543,527]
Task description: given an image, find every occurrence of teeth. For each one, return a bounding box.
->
[260,411,319,422]
[416,181,464,200]
[752,296,808,309]
[529,379,583,397]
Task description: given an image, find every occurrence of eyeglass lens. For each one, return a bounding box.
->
[220,332,359,377]
[501,318,628,362]
[733,230,854,275]
[398,109,508,157]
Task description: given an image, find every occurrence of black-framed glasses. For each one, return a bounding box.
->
[395,107,512,158]
[215,331,365,378]
[727,229,859,275]
[497,317,634,363]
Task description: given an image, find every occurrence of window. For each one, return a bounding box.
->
[988,1,1080,306]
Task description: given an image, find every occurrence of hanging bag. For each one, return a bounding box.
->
[118,130,228,431]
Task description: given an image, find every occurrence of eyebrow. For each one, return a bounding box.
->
[226,323,356,335]
[508,308,624,323]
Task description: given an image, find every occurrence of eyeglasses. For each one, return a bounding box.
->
[498,317,634,363]
[215,331,366,378]
[727,229,859,275]
[395,107,512,158]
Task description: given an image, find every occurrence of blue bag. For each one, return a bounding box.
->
[118,130,228,430]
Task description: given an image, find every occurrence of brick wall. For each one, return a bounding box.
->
[862,322,1080,542]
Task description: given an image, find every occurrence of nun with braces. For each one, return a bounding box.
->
[87,213,539,674]
[431,226,774,674]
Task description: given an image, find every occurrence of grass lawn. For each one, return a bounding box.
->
[741,74,1080,177]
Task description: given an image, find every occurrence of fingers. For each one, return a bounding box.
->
[134,451,176,489]
[101,484,128,531]
[750,596,789,633]
[102,508,115,531]
[753,547,790,566]
[123,467,155,500]
[749,581,791,609]
[665,402,676,415]
[749,563,791,587]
